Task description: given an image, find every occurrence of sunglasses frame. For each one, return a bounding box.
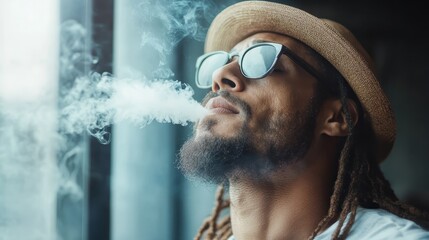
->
[195,42,329,89]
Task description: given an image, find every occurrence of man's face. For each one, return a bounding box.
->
[179,32,323,183]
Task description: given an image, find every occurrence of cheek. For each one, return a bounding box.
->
[247,106,294,155]
[244,84,312,150]
[251,86,293,118]
[246,88,292,140]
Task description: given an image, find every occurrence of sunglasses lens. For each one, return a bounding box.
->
[197,53,228,88]
[242,45,277,78]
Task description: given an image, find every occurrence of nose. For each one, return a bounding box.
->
[211,60,246,92]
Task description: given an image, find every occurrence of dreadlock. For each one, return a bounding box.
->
[194,42,429,240]
[306,83,429,239]
[194,185,232,240]
[305,48,429,239]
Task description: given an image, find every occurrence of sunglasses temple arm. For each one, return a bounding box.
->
[281,46,327,82]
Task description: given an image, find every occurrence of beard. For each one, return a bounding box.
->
[178,91,320,184]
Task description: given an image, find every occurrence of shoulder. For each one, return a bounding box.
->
[316,207,429,240]
[352,208,429,239]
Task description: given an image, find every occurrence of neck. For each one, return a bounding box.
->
[228,149,337,240]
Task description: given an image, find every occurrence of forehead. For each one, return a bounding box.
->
[232,32,307,54]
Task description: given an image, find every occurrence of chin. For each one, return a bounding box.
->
[196,115,244,139]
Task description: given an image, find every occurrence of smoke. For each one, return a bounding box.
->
[0,0,219,239]
[60,71,208,144]
[137,0,217,78]
[0,1,60,239]
[57,0,220,143]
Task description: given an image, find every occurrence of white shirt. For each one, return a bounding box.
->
[227,207,429,240]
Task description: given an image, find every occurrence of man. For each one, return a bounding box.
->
[178,1,429,239]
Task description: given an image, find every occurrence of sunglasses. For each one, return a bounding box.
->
[195,42,328,89]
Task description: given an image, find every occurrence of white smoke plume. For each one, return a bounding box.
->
[60,71,208,144]
[57,0,219,143]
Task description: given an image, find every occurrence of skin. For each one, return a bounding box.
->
[195,32,359,240]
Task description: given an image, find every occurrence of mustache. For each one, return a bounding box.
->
[202,90,251,118]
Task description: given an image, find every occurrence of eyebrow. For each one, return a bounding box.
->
[230,39,269,53]
[251,39,268,44]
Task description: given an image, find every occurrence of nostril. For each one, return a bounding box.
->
[222,78,236,88]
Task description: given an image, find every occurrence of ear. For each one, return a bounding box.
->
[318,98,359,137]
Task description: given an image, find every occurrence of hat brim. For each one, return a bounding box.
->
[204,1,396,163]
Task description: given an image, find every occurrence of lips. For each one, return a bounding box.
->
[205,96,239,114]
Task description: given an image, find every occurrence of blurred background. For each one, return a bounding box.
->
[0,0,428,240]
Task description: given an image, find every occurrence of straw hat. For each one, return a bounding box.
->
[204,1,396,163]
